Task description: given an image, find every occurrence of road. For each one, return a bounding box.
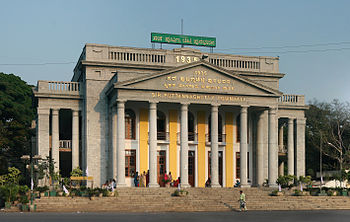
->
[1,210,350,222]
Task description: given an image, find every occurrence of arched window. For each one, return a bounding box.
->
[157,111,166,140]
[188,112,195,141]
[208,114,223,142]
[125,109,136,140]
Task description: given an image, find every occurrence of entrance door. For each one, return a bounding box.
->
[188,151,195,187]
[157,151,166,187]
[208,151,223,186]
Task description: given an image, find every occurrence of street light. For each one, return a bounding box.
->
[21,154,41,210]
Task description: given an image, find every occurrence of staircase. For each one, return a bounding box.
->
[28,188,350,212]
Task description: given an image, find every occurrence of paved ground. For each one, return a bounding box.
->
[1,211,350,222]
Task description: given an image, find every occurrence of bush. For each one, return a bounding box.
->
[19,195,29,204]
[35,186,49,193]
[276,175,296,188]
[172,189,188,197]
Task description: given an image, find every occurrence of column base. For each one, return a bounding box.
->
[211,183,222,188]
[180,183,191,188]
[268,183,278,188]
[148,183,160,188]
[240,184,251,188]
[116,183,128,188]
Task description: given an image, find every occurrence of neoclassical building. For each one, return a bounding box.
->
[33,43,307,188]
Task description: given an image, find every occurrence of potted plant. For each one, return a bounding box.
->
[270,189,283,196]
[19,195,29,212]
[172,189,188,197]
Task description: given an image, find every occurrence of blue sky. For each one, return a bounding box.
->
[1,0,349,102]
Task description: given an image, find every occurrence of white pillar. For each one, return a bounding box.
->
[72,109,79,169]
[279,161,285,176]
[256,110,265,186]
[287,118,295,176]
[180,103,190,188]
[262,110,269,181]
[296,118,306,177]
[210,104,220,187]
[116,100,126,187]
[279,124,284,153]
[268,107,278,187]
[111,105,117,179]
[37,108,50,164]
[240,105,249,187]
[52,109,59,172]
[149,102,159,187]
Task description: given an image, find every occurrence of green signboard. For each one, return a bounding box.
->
[151,32,216,47]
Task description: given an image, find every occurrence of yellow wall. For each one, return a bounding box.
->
[169,110,178,179]
[225,112,234,187]
[197,111,206,187]
[139,109,148,174]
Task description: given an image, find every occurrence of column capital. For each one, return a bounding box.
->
[117,99,127,104]
[37,108,50,115]
[52,108,59,115]
[180,102,190,106]
[241,105,250,108]
[211,103,220,108]
[268,107,277,114]
[72,109,79,115]
[296,118,306,125]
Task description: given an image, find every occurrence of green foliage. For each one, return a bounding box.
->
[276,175,296,188]
[19,195,29,204]
[172,189,188,197]
[35,186,49,192]
[0,73,35,168]
[70,167,83,177]
[298,176,312,187]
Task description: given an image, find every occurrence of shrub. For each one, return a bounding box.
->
[276,175,295,188]
[172,189,188,197]
[19,195,29,204]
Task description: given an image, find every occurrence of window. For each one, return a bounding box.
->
[188,111,195,141]
[125,109,136,140]
[125,150,136,177]
[157,111,166,140]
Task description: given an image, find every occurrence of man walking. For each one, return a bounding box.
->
[239,190,247,211]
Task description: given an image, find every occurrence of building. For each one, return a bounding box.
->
[33,43,308,188]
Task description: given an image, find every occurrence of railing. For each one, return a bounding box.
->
[205,134,226,143]
[109,50,166,64]
[177,132,198,143]
[157,132,169,141]
[278,94,305,105]
[37,81,81,96]
[59,140,72,150]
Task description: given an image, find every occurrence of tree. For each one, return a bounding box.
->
[0,72,35,170]
[306,99,350,172]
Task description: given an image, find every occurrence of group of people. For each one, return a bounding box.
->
[102,179,116,191]
[133,170,181,188]
[133,171,149,187]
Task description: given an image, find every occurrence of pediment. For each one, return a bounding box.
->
[115,61,281,97]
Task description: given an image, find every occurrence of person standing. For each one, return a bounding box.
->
[142,171,146,187]
[239,190,247,211]
[134,172,139,187]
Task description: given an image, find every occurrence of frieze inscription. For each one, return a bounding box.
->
[151,92,246,102]
[163,70,234,91]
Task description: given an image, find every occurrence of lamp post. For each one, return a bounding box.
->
[21,154,41,210]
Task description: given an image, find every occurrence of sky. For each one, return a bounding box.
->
[1,0,349,103]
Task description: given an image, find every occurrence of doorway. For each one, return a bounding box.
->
[157,151,166,187]
[188,151,195,187]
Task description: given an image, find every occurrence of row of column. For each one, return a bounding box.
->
[36,108,80,172]
[111,100,305,187]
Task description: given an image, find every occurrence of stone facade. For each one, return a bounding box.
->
[33,43,308,187]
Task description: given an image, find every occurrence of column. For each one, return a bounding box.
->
[52,109,59,172]
[180,103,190,188]
[72,109,79,169]
[148,102,159,187]
[296,118,306,177]
[278,124,284,176]
[268,107,278,187]
[256,110,265,186]
[279,124,284,153]
[262,110,269,181]
[111,106,117,179]
[278,162,285,176]
[210,104,220,187]
[116,100,126,187]
[287,118,294,176]
[240,105,249,187]
[37,108,50,162]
